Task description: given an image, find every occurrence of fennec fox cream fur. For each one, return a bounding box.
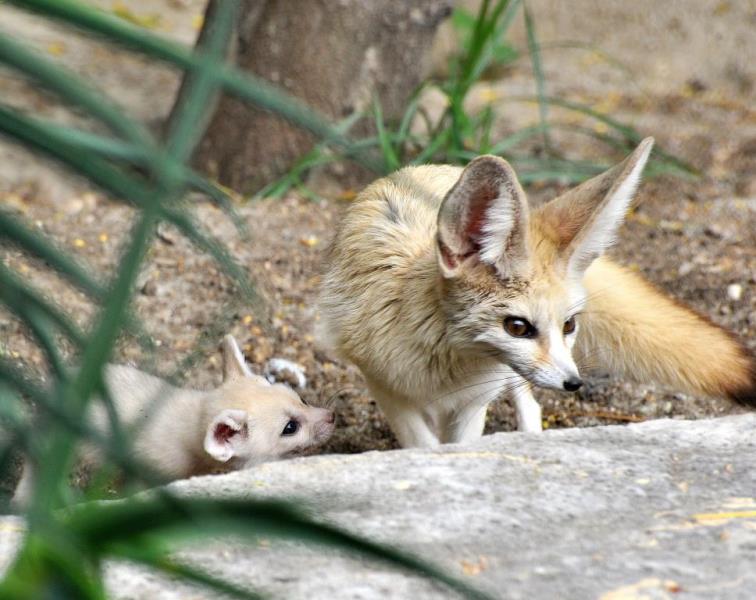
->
[13,335,335,504]
[319,138,755,447]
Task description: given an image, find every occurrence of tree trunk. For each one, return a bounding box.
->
[190,0,452,193]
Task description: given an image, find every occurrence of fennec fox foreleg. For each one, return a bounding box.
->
[441,368,540,441]
[365,377,441,447]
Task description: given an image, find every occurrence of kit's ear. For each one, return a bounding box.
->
[221,335,255,381]
[203,409,250,462]
[535,137,654,277]
[437,155,530,279]
[222,335,271,386]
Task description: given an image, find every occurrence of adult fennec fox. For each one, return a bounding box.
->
[318,138,755,447]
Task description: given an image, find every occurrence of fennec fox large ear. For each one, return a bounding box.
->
[536,137,654,277]
[437,155,529,278]
[204,409,250,462]
[222,334,252,380]
[221,334,270,385]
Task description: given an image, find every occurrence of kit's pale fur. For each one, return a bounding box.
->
[13,335,334,504]
[318,138,755,447]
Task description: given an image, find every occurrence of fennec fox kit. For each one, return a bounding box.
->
[319,138,755,447]
[13,335,334,504]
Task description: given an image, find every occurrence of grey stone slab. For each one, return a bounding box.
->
[1,415,755,599]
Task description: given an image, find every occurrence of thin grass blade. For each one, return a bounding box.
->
[109,544,266,600]
[410,128,451,164]
[0,209,105,300]
[0,107,259,312]
[38,121,248,236]
[161,208,261,312]
[373,98,400,172]
[467,0,521,85]
[0,104,154,203]
[523,2,551,153]
[163,1,236,162]
[506,95,699,175]
[0,262,86,347]
[0,32,151,147]
[0,358,49,403]
[66,496,494,600]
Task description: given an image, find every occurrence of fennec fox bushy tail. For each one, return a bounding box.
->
[13,335,334,504]
[318,138,755,448]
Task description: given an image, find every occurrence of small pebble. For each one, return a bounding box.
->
[678,262,694,277]
[141,280,157,296]
[156,223,178,245]
[727,283,743,301]
[299,235,319,248]
[704,224,724,239]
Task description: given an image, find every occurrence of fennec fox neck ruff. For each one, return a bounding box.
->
[318,138,755,448]
[13,335,335,505]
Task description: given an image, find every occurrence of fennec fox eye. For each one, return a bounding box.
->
[281,419,299,436]
[563,316,577,335]
[503,316,537,338]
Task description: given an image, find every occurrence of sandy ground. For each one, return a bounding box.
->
[0,1,754,459]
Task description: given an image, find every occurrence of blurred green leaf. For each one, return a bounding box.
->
[523,2,552,153]
[374,98,401,173]
[0,261,85,348]
[110,545,266,600]
[0,209,105,300]
[66,496,494,600]
[0,31,151,147]
[451,7,477,34]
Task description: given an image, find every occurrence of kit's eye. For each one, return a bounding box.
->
[281,420,299,436]
[503,317,537,338]
[563,316,577,335]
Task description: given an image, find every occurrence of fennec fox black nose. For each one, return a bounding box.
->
[563,378,583,392]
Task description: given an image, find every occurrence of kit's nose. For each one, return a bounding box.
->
[563,377,583,392]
